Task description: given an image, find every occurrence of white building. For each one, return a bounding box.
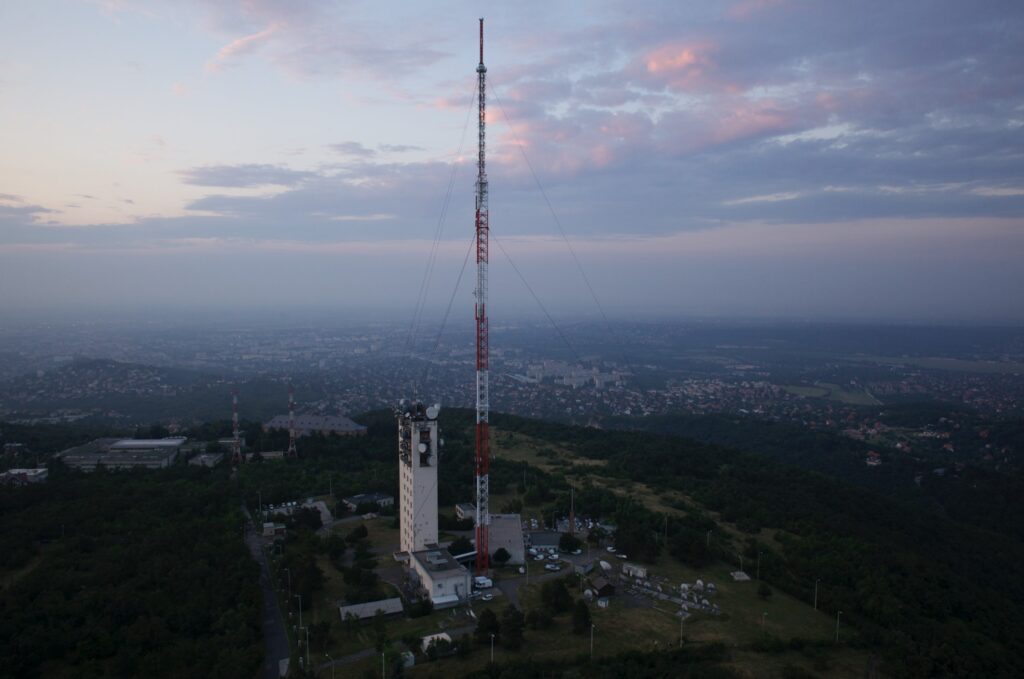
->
[0,468,48,485]
[398,402,440,553]
[489,513,526,565]
[408,548,471,608]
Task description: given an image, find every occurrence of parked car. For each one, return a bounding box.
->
[548,554,559,561]
[482,593,494,601]
[544,563,561,572]
[534,555,545,561]
[606,546,616,553]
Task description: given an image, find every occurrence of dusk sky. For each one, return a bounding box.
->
[1,1,1022,321]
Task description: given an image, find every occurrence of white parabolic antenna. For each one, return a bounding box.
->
[426,404,440,420]
[418,442,428,453]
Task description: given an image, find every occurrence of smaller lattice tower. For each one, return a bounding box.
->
[286,384,298,458]
[230,389,244,465]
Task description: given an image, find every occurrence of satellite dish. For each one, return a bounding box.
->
[418,443,428,453]
[426,404,440,420]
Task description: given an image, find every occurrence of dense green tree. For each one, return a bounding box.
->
[493,547,511,565]
[447,535,473,555]
[572,599,592,635]
[474,608,501,644]
[540,578,573,614]
[500,605,525,650]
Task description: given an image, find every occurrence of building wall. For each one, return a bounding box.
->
[399,414,439,553]
[410,559,470,605]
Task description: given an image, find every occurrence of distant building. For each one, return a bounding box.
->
[408,548,471,608]
[189,452,224,468]
[489,513,526,564]
[528,530,561,551]
[0,468,48,485]
[338,597,404,622]
[59,438,185,472]
[455,502,476,521]
[342,492,395,512]
[263,414,366,437]
[621,562,648,579]
[587,576,615,597]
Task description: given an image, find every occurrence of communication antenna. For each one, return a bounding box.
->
[231,389,243,465]
[286,384,298,458]
[473,17,491,574]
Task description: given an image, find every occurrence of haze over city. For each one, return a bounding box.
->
[2,0,1022,320]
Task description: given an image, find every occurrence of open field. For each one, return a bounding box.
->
[849,354,1024,375]
[783,382,881,406]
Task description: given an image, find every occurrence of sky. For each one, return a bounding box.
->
[1,0,1023,322]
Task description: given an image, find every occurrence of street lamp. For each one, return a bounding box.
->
[679,613,684,646]
[325,653,334,679]
[490,633,495,663]
[814,578,820,611]
[761,611,768,636]
[706,530,711,548]
[294,594,303,629]
[738,553,744,574]
[590,624,595,659]
[835,610,843,643]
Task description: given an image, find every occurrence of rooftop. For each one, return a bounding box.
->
[411,548,464,573]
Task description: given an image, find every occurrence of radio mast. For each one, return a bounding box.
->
[286,384,298,458]
[474,17,491,574]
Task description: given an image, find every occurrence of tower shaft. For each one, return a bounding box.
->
[231,389,243,465]
[474,17,491,574]
[287,384,297,457]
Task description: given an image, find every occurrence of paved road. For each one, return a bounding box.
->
[243,506,291,679]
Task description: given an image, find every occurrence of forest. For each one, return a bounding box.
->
[0,464,262,678]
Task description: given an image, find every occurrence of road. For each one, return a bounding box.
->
[243,506,291,679]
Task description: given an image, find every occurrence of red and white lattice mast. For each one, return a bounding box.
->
[474,17,491,575]
[286,384,298,458]
[231,389,243,465]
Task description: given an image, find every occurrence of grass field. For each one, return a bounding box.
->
[850,354,1024,374]
[783,382,881,406]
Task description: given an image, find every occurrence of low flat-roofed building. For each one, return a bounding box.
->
[59,437,185,472]
[338,597,404,621]
[622,562,648,579]
[489,513,526,564]
[342,492,394,511]
[263,414,367,437]
[454,502,476,520]
[0,468,48,485]
[408,547,471,608]
[189,452,224,468]
[528,530,562,550]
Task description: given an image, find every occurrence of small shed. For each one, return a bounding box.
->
[588,576,616,598]
[621,562,648,579]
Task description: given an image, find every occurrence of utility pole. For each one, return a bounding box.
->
[473,16,492,576]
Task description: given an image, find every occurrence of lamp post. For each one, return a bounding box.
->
[381,651,385,678]
[590,624,595,659]
[761,612,768,636]
[814,578,820,611]
[706,530,711,548]
[490,633,495,663]
[679,613,684,646]
[738,553,743,573]
[835,610,843,642]
[757,551,762,581]
[294,594,303,629]
[325,653,334,679]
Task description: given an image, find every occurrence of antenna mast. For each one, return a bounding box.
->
[287,384,298,458]
[474,17,491,574]
[231,389,243,465]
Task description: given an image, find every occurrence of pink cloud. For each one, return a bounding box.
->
[205,23,279,73]
[641,41,720,91]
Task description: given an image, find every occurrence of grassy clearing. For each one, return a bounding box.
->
[783,382,880,406]
[851,354,1024,374]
